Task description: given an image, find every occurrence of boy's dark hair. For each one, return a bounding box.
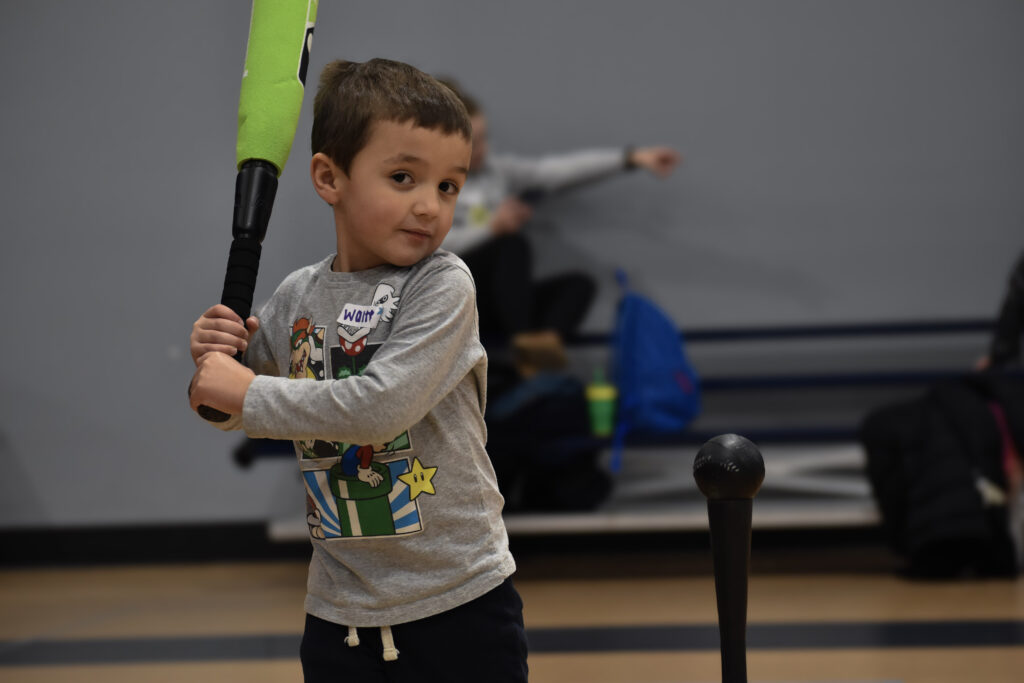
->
[435,77,481,117]
[312,58,472,174]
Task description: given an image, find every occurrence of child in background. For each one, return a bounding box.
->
[440,78,681,376]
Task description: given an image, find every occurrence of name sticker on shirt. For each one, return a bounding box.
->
[337,304,380,329]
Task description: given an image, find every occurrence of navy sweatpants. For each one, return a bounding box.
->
[300,578,528,682]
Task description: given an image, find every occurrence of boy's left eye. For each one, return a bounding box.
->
[439,181,459,195]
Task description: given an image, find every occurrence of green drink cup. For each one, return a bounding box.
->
[586,369,617,437]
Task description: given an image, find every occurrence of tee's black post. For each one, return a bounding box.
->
[693,434,765,683]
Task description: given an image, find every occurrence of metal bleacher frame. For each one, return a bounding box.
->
[265,318,995,542]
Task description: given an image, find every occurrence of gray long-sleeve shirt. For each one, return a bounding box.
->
[220,251,515,627]
[443,147,629,254]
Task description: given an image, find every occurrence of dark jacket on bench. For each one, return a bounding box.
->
[861,372,1024,577]
[990,252,1024,367]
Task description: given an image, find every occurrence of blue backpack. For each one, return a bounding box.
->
[610,271,701,471]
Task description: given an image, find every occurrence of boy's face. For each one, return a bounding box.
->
[332,120,471,272]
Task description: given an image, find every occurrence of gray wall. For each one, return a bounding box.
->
[2,1,1022,529]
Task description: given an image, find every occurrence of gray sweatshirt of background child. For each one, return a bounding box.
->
[216,251,515,627]
[443,147,629,254]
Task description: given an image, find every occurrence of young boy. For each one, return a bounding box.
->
[188,59,527,682]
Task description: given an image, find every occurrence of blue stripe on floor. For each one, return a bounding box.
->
[2,620,1023,665]
[0,633,299,665]
[528,620,1024,652]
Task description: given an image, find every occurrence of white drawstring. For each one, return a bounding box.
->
[342,625,399,661]
[380,625,400,661]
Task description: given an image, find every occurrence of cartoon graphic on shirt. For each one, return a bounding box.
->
[288,318,325,379]
[306,498,326,540]
[290,281,436,539]
[336,283,399,357]
[330,342,378,383]
[340,443,384,487]
[304,456,431,538]
[398,458,437,500]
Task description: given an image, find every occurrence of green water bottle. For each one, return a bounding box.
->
[585,368,617,437]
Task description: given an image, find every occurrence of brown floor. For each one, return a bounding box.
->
[1,547,1023,682]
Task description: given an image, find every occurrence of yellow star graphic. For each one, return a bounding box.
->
[398,458,438,501]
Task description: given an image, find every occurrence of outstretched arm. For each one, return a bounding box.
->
[627,146,682,177]
[499,148,631,195]
[500,145,682,196]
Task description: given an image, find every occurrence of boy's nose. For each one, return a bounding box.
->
[411,190,439,218]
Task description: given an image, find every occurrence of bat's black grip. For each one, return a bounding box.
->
[220,237,263,321]
[197,238,262,423]
[222,159,278,319]
[197,160,279,423]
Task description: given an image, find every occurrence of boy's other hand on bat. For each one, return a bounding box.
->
[190,304,260,365]
[189,351,255,416]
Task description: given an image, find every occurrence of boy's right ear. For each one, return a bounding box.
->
[310,153,344,206]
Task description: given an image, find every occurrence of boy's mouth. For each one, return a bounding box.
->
[400,228,432,239]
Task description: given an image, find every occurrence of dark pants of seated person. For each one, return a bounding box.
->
[461,232,595,345]
[300,578,528,683]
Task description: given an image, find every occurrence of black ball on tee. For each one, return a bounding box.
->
[693,433,765,501]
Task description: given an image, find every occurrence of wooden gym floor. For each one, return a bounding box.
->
[1,535,1023,683]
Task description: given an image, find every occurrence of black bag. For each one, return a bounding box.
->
[860,373,1023,577]
[485,363,611,513]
